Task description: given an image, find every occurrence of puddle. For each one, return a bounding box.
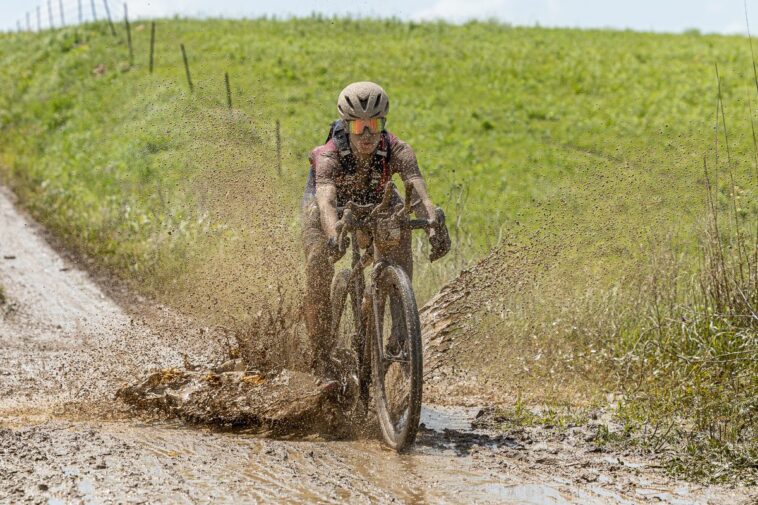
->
[420,405,481,432]
[484,483,573,505]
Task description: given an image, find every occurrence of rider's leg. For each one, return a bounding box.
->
[385,182,433,279]
[386,189,415,279]
[301,198,335,375]
[383,191,415,357]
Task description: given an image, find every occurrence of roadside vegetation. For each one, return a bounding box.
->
[0,17,756,481]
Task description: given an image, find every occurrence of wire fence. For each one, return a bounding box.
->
[9,0,113,33]
[5,1,284,173]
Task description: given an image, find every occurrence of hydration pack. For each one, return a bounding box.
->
[325,120,392,203]
[303,120,394,207]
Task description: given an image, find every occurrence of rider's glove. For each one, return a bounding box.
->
[428,209,451,262]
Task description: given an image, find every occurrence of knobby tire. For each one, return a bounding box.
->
[371,264,423,452]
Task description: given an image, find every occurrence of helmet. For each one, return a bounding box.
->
[337,81,389,120]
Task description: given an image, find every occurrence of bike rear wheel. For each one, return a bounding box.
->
[371,264,423,451]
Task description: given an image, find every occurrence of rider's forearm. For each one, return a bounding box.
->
[406,177,437,220]
[316,184,339,240]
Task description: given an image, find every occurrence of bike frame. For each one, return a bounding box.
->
[334,181,435,409]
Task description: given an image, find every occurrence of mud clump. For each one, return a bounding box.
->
[116,359,353,435]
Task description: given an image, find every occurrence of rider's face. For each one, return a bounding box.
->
[349,129,381,156]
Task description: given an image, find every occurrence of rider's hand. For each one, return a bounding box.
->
[428,210,451,262]
[326,235,347,262]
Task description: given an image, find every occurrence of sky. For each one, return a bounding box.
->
[2,0,757,35]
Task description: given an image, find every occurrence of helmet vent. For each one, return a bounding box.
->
[337,82,389,121]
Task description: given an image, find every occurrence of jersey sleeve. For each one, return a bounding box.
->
[309,146,339,187]
[390,139,423,183]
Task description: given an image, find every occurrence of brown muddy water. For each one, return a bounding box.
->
[1,187,755,504]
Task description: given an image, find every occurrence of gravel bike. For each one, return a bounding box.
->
[329,181,445,451]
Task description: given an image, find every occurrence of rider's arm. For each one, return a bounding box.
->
[315,183,339,241]
[405,176,438,226]
[391,140,438,226]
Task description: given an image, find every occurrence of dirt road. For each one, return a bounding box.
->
[0,187,754,504]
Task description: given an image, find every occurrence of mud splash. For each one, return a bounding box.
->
[2,188,756,504]
[116,361,351,435]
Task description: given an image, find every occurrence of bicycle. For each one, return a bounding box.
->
[329,180,445,451]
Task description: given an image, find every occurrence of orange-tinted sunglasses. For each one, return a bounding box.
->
[347,117,386,135]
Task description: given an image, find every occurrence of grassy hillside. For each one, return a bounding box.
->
[1,18,756,300]
[0,17,757,480]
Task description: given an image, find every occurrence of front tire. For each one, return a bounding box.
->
[371,264,423,451]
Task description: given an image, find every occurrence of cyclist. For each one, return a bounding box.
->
[301,81,450,377]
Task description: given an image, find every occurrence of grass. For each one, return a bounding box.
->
[0,18,756,306]
[0,17,757,482]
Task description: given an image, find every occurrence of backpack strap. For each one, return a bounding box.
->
[328,120,356,172]
[374,132,392,195]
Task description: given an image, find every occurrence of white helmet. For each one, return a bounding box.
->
[337,81,389,120]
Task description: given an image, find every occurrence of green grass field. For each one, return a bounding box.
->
[1,18,756,296]
[0,17,756,481]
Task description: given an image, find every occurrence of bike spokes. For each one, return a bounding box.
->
[372,264,422,451]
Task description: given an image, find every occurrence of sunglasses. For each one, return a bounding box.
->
[347,117,386,135]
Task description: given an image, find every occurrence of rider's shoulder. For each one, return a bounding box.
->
[309,139,340,164]
[385,133,415,160]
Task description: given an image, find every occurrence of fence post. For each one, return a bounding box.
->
[149,21,155,73]
[276,120,282,176]
[78,0,83,24]
[59,0,65,26]
[180,43,193,92]
[36,6,41,31]
[124,3,133,64]
[90,0,97,21]
[103,0,116,35]
[48,0,54,28]
[225,72,232,108]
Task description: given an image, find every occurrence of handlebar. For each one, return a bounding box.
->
[333,181,446,258]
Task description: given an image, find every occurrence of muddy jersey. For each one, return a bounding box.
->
[303,132,423,207]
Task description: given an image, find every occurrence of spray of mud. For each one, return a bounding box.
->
[109,97,342,429]
[422,141,757,406]
[123,100,310,369]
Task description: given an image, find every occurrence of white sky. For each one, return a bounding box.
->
[2,0,757,35]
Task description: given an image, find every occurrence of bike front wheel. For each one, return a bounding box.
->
[371,264,423,451]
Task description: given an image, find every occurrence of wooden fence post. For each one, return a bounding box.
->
[59,0,65,26]
[225,72,232,108]
[103,0,116,35]
[149,21,155,73]
[124,3,133,64]
[90,0,97,21]
[276,120,282,176]
[180,44,193,92]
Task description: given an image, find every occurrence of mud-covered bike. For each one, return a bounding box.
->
[329,181,446,451]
